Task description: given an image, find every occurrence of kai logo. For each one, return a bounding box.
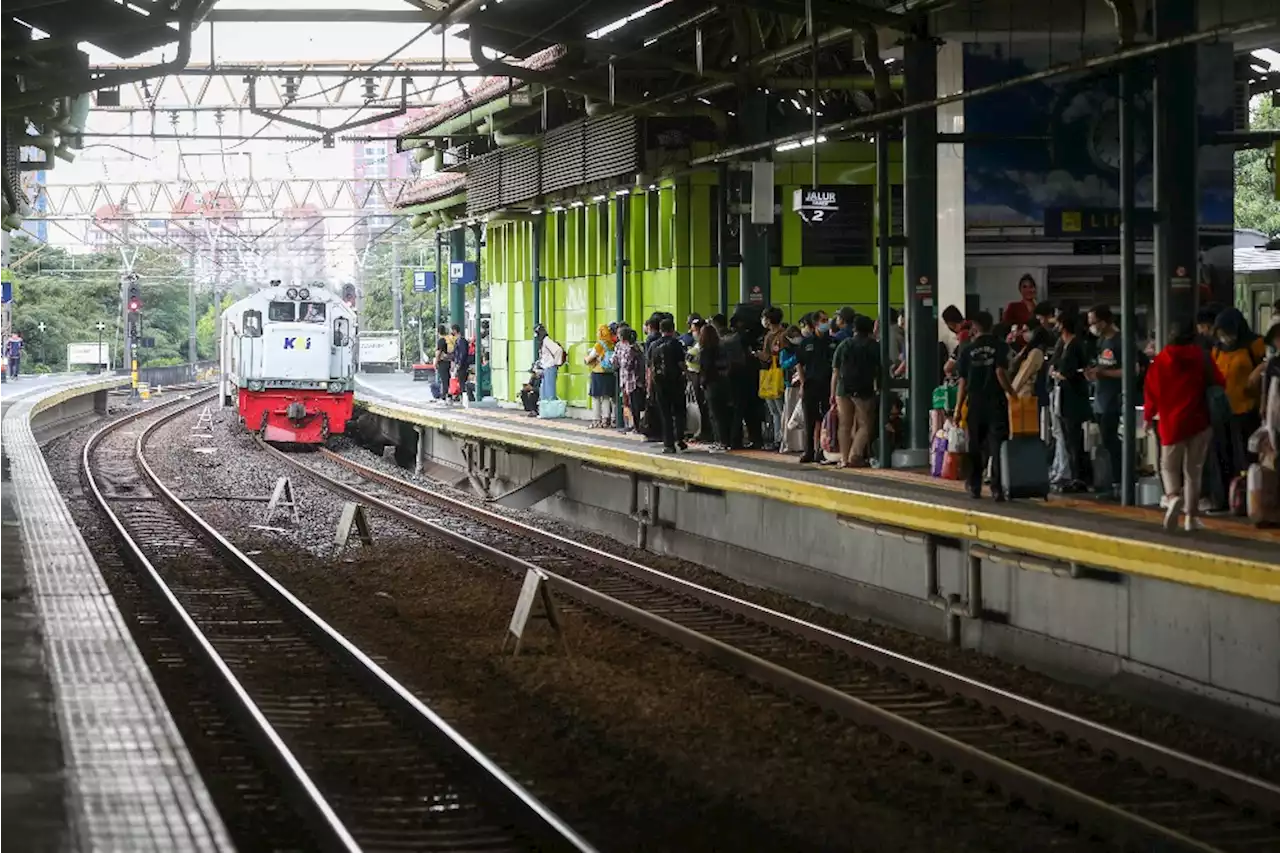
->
[283,337,313,350]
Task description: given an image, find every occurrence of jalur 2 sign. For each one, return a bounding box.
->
[792,187,843,224]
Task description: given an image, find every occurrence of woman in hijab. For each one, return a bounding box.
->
[585,323,618,428]
[1210,308,1267,503]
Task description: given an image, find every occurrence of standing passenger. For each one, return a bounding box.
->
[1050,314,1091,492]
[1145,320,1224,530]
[647,319,688,453]
[585,324,617,428]
[831,315,880,468]
[796,314,834,464]
[1086,305,1125,498]
[537,324,565,402]
[954,311,1014,501]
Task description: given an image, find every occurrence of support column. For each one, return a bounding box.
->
[187,269,197,378]
[738,90,771,308]
[1119,63,1138,507]
[615,194,627,422]
[1153,0,1199,338]
[901,34,938,463]
[472,223,485,397]
[448,227,466,329]
[434,231,444,337]
[876,130,893,470]
[391,240,403,369]
[716,162,730,316]
[531,215,543,329]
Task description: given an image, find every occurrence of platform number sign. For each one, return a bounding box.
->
[448,261,477,285]
[412,270,436,293]
[793,187,842,225]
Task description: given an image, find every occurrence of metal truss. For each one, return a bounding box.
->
[28,177,416,221]
[91,58,482,114]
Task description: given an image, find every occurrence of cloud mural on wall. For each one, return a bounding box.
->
[963,41,1234,229]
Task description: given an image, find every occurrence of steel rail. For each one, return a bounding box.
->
[88,395,596,852]
[84,392,361,852]
[258,441,1280,851]
[317,448,1280,820]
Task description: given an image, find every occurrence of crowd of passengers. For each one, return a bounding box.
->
[518,281,1280,531]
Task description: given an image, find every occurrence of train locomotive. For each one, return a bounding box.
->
[220,284,356,443]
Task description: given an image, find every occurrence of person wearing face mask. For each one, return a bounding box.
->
[1210,308,1267,506]
[831,306,857,343]
[796,313,834,463]
[1085,305,1125,498]
[777,324,806,453]
[758,307,787,450]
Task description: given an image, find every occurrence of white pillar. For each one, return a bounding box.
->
[936,40,968,328]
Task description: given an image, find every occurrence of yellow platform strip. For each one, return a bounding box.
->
[360,398,1280,603]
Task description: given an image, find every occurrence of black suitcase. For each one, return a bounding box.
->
[1001,436,1050,500]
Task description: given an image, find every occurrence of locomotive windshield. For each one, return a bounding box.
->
[269,301,296,322]
[300,302,326,323]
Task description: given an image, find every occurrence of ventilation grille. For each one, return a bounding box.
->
[463,115,638,213]
[465,151,501,215]
[541,120,586,194]
[499,144,539,207]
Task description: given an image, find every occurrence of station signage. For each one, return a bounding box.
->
[412,270,436,293]
[792,187,843,224]
[1044,207,1156,239]
[449,261,477,285]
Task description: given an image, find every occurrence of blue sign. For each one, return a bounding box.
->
[449,261,477,285]
[412,270,436,293]
[1,281,11,305]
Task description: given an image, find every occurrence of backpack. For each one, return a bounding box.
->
[600,345,615,372]
[718,332,747,375]
[651,337,683,381]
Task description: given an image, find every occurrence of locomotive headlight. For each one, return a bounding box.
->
[249,380,265,392]
[286,287,299,300]
[328,380,344,393]
[298,287,310,300]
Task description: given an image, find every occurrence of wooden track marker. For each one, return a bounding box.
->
[503,568,568,657]
[263,476,299,523]
[335,502,374,549]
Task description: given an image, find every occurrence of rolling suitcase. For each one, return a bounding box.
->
[1000,436,1050,500]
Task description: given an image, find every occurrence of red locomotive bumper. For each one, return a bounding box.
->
[239,388,353,444]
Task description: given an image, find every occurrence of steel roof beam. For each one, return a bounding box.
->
[721,0,908,31]
[204,9,431,23]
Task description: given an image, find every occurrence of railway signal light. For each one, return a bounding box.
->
[127,283,141,313]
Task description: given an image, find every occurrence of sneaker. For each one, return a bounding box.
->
[1163,496,1183,530]
[707,443,727,454]
[798,455,816,464]
[662,446,677,454]
[1183,515,1204,532]
[677,440,688,452]
[993,493,1008,503]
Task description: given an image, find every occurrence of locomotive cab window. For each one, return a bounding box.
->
[242,309,263,337]
[268,301,296,322]
[300,302,326,323]
[333,317,350,346]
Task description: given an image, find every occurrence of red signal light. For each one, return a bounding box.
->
[128,297,141,312]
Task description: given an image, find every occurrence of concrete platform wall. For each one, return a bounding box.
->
[406,418,1280,720]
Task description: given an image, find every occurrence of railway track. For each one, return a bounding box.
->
[84,393,595,853]
[264,440,1280,853]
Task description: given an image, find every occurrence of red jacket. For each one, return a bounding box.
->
[1143,343,1224,446]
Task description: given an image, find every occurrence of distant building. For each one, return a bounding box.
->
[351,113,421,250]
[278,204,327,285]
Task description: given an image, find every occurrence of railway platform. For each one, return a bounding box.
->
[355,371,1280,719]
[355,372,1278,599]
[1,375,231,852]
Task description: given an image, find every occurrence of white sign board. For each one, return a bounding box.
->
[67,342,111,366]
[359,333,400,365]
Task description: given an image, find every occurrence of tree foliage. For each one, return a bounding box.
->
[358,232,441,364]
[6,234,218,371]
[1235,96,1280,239]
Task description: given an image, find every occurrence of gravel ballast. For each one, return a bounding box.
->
[139,405,1109,851]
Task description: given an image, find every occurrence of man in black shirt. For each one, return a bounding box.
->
[796,313,834,464]
[1086,304,1124,497]
[647,318,688,453]
[955,311,1015,501]
[1049,313,1092,492]
[830,315,881,467]
[434,324,450,398]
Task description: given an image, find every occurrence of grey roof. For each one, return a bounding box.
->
[1234,247,1280,274]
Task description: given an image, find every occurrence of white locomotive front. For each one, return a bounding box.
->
[220,285,356,443]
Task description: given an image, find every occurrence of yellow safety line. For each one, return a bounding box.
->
[359,398,1280,603]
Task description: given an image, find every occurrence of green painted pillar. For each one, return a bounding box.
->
[738,90,771,308]
[448,227,466,329]
[434,231,444,337]
[1119,62,1138,507]
[1153,0,1199,337]
[615,194,627,425]
[531,215,543,329]
[716,162,730,315]
[902,35,938,462]
[876,130,893,470]
[472,222,487,397]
